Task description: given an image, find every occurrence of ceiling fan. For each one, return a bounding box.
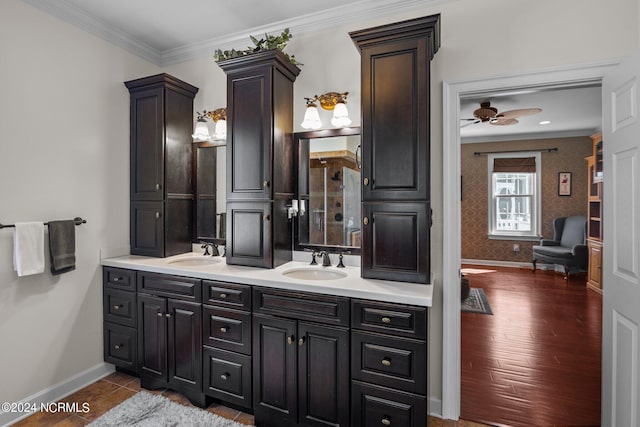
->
[461,101,542,128]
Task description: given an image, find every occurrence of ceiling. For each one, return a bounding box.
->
[23,0,602,142]
[460,84,602,143]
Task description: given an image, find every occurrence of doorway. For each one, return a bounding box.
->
[441,60,620,420]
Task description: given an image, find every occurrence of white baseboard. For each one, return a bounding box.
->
[461,258,551,269]
[429,396,443,418]
[0,363,115,427]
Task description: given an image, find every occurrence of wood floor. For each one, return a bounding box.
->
[461,265,602,427]
[12,370,491,427]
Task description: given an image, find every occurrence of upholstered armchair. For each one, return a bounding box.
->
[532,216,588,277]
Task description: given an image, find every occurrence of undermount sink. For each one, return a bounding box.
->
[167,256,221,267]
[281,267,348,281]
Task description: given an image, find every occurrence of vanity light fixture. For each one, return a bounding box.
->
[300,92,351,129]
[192,108,227,142]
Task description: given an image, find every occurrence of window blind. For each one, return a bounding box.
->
[493,157,536,173]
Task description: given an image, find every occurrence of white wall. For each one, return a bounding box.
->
[1,0,638,416]
[0,0,158,405]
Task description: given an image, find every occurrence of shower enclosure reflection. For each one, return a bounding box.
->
[294,127,361,253]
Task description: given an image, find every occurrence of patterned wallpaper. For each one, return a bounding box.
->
[461,136,593,263]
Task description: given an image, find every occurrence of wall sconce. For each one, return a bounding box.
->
[300,92,351,129]
[192,108,227,142]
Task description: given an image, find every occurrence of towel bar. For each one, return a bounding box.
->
[0,217,87,229]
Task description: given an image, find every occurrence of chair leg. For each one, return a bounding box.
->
[532,259,537,272]
[563,265,570,280]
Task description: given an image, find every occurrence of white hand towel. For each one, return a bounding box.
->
[13,222,45,277]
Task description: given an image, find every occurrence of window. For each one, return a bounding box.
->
[488,153,541,239]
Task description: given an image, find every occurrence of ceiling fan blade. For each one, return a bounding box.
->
[490,117,519,126]
[460,119,481,128]
[496,108,542,119]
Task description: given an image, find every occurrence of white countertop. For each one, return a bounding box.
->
[101,252,432,307]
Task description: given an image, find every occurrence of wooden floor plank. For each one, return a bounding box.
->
[461,266,602,427]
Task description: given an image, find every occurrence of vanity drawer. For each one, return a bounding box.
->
[351,381,426,427]
[203,306,252,355]
[137,271,201,301]
[104,322,137,371]
[103,267,136,291]
[253,287,349,326]
[203,280,251,310]
[203,346,252,410]
[352,299,426,340]
[351,331,426,394]
[103,288,137,327]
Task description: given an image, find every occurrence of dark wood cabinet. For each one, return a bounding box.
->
[136,273,205,406]
[217,50,300,268]
[202,281,253,410]
[252,288,350,427]
[350,15,440,284]
[125,74,198,257]
[350,299,428,427]
[103,267,137,373]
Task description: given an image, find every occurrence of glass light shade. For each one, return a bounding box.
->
[214,119,227,140]
[331,101,352,127]
[192,119,211,141]
[301,104,322,129]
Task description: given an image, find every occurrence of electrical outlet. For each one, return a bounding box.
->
[513,243,520,253]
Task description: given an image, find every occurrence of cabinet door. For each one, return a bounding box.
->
[298,322,350,427]
[130,87,164,201]
[130,201,164,257]
[361,202,430,283]
[226,201,272,268]
[360,38,429,202]
[138,294,167,381]
[167,299,202,394]
[227,68,272,200]
[253,314,297,426]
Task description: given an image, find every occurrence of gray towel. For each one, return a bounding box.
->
[48,220,76,275]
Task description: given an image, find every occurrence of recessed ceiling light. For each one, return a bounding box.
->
[539,120,551,125]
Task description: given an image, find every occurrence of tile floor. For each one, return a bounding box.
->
[11,371,492,426]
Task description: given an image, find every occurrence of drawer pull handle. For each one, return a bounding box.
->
[220,373,229,381]
[220,326,229,333]
[263,180,270,188]
[381,358,392,367]
[363,217,369,226]
[381,417,391,426]
[155,183,161,190]
[113,305,121,310]
[298,337,305,347]
[287,335,295,345]
[113,277,120,282]
[157,313,163,317]
[155,212,161,219]
[219,293,227,299]
[364,177,369,186]
[114,344,123,350]
[165,313,172,318]
[381,316,391,324]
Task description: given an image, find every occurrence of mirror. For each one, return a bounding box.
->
[294,127,361,254]
[195,142,226,245]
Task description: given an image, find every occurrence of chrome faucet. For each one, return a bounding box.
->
[200,242,219,256]
[318,251,332,267]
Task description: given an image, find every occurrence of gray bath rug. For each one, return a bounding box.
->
[88,391,245,427]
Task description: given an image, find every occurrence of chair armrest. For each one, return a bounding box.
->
[539,239,560,246]
[572,244,588,257]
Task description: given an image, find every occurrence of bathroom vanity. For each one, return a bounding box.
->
[102,253,431,427]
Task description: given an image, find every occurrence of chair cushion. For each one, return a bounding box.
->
[532,245,574,260]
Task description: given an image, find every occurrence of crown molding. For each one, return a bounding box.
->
[23,0,454,66]
[23,0,162,64]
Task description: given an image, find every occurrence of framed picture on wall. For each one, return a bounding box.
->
[558,172,572,196]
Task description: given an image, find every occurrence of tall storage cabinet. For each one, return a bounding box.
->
[217,50,300,268]
[350,15,440,284]
[125,74,199,257]
[586,131,603,293]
